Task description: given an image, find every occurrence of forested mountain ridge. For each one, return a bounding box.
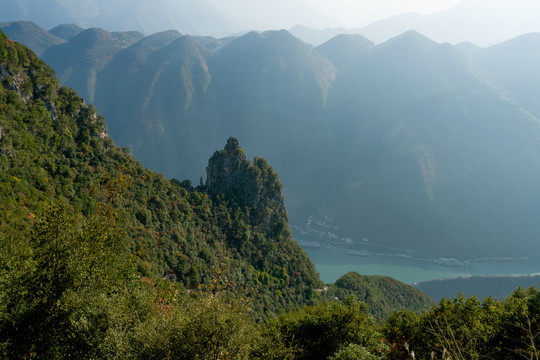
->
[323,272,434,321]
[0,29,322,318]
[0,0,237,36]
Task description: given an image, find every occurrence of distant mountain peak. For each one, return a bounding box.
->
[220,28,315,61]
[157,34,212,61]
[262,29,311,45]
[326,33,373,47]
[70,27,114,44]
[0,20,65,55]
[289,25,374,46]
[66,27,144,46]
[48,23,84,40]
[485,32,540,52]
[148,29,183,39]
[120,29,182,54]
[262,29,295,38]
[373,29,438,56]
[176,34,205,47]
[386,29,437,46]
[316,34,373,70]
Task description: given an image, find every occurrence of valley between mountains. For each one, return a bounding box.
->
[5,21,540,265]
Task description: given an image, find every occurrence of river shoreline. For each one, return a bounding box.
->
[294,232,540,287]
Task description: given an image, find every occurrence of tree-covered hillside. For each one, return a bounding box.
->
[324,272,434,321]
[0,29,322,318]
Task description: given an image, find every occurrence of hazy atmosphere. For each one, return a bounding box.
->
[3,1,540,357]
[207,0,462,29]
[2,0,540,45]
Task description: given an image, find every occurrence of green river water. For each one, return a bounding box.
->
[297,238,540,285]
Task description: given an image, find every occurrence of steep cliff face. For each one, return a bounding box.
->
[206,137,323,297]
[206,137,285,229]
[207,138,257,200]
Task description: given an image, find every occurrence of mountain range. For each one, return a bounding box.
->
[288,0,540,47]
[4,0,540,46]
[0,0,237,36]
[4,21,540,262]
[356,0,540,46]
[0,28,434,324]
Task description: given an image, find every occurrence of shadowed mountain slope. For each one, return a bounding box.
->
[42,27,144,102]
[324,30,540,257]
[0,0,237,36]
[48,23,84,40]
[0,20,65,55]
[95,32,214,178]
[473,33,540,118]
[316,34,373,70]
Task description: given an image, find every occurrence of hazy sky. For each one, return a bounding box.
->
[207,0,464,30]
[3,0,538,44]
[205,0,540,45]
[307,0,463,27]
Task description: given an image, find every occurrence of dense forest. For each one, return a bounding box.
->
[1,30,540,359]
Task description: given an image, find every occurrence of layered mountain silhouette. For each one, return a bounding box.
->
[5,21,540,260]
[290,0,540,47]
[322,30,540,257]
[42,28,144,102]
[472,33,540,118]
[0,20,65,55]
[0,0,236,36]
[48,23,84,40]
[95,31,214,176]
